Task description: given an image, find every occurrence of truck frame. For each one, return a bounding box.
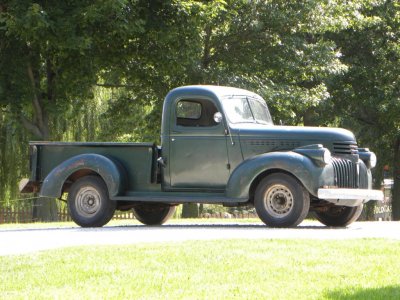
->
[20,85,383,227]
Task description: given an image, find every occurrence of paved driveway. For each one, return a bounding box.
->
[1,221,399,256]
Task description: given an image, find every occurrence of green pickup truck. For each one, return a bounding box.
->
[20,85,383,228]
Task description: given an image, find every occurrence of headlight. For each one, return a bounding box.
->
[358,148,377,169]
[323,149,332,164]
[369,152,377,168]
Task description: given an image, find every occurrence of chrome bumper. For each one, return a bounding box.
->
[317,188,384,207]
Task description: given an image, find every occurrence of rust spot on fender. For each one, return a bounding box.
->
[55,159,85,176]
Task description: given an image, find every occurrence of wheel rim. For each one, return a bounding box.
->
[264,184,294,218]
[75,186,101,217]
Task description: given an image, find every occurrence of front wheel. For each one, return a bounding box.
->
[68,176,116,227]
[254,173,310,227]
[133,203,176,225]
[314,205,363,227]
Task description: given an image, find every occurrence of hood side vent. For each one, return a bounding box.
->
[333,142,358,155]
[248,140,300,149]
[248,140,276,147]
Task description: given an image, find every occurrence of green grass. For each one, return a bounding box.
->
[1,239,399,299]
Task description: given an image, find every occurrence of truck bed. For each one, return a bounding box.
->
[29,141,161,194]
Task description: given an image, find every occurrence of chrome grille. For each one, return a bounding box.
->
[358,161,369,188]
[331,157,359,188]
[333,142,358,155]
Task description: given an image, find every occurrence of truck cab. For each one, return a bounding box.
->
[20,85,383,228]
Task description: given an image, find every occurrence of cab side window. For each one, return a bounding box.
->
[176,99,218,127]
[177,101,201,121]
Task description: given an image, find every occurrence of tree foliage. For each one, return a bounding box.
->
[0,0,398,219]
[0,0,144,219]
[0,0,145,140]
[328,0,400,218]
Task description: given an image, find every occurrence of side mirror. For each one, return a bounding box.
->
[213,112,223,124]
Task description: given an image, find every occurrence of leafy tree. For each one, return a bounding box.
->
[1,0,396,221]
[327,0,400,219]
[96,0,377,217]
[0,112,28,208]
[104,0,370,131]
[0,0,144,220]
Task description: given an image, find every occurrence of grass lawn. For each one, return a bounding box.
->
[1,239,399,299]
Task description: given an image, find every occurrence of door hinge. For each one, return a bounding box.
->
[227,163,231,170]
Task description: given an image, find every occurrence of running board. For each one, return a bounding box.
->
[111,192,247,204]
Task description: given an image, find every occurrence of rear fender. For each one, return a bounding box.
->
[226,151,333,200]
[40,154,125,198]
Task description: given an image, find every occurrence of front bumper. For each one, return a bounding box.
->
[317,188,384,207]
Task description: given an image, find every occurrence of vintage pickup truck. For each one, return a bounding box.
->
[20,85,383,228]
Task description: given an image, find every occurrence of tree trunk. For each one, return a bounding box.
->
[32,197,59,222]
[181,203,199,218]
[22,61,60,222]
[392,135,400,220]
[21,62,50,140]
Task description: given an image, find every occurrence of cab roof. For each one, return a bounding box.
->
[165,85,261,101]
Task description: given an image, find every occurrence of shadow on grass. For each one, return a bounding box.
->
[325,285,400,300]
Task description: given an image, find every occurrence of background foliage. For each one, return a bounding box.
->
[0,0,398,219]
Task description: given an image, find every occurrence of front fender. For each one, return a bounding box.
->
[40,154,125,198]
[226,151,334,199]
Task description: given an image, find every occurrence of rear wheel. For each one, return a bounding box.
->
[314,205,363,227]
[133,203,176,225]
[68,176,116,227]
[254,173,310,227]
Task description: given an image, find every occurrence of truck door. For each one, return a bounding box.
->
[168,97,229,190]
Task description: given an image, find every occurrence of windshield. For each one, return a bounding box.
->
[221,96,273,125]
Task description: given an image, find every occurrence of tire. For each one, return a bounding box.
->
[254,173,310,227]
[68,176,116,227]
[133,203,176,225]
[314,205,363,227]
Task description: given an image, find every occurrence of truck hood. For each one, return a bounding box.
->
[233,124,356,159]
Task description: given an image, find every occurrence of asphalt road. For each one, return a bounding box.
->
[1,221,399,256]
